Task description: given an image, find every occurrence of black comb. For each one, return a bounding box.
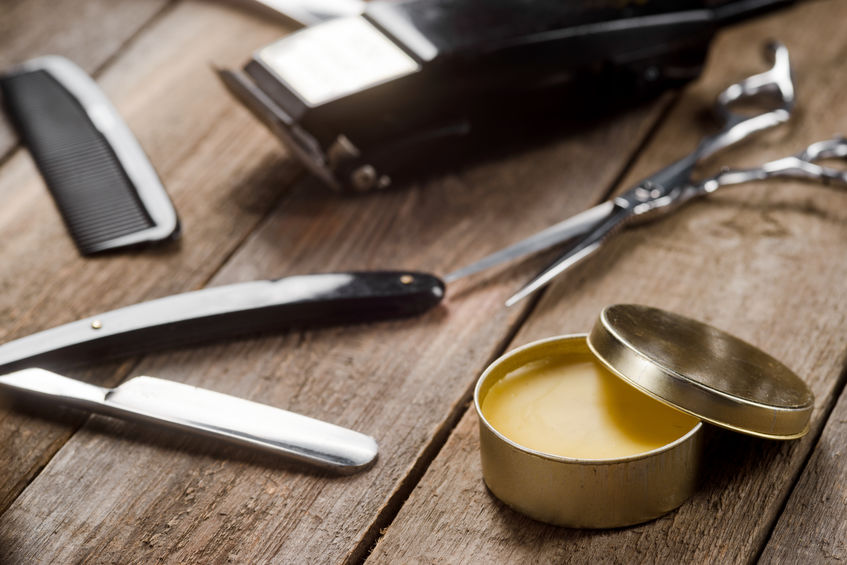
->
[0,56,179,255]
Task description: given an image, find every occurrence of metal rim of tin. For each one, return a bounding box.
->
[474,334,704,528]
[588,304,815,440]
[474,334,703,465]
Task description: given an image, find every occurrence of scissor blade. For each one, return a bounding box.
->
[444,200,615,283]
[505,205,630,307]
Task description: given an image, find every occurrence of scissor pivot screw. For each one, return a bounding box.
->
[91,320,103,330]
[635,186,652,201]
[350,165,377,191]
[400,275,415,284]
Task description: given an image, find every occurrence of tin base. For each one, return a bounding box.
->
[475,335,703,529]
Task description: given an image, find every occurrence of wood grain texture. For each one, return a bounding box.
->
[759,380,847,564]
[0,116,669,563]
[0,7,671,562]
[0,1,301,517]
[0,0,173,159]
[368,1,847,563]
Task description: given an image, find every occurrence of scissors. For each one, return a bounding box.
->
[446,42,844,306]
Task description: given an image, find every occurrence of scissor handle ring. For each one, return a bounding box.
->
[695,41,795,160]
[715,41,795,128]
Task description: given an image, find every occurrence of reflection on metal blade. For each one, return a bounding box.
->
[444,201,615,284]
[236,0,365,26]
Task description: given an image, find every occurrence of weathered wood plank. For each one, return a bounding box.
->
[0,0,174,159]
[0,16,671,564]
[759,379,847,564]
[367,1,847,563]
[0,1,301,516]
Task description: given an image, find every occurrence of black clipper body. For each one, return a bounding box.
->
[221,0,792,192]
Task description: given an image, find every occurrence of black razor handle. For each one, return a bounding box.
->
[0,271,445,371]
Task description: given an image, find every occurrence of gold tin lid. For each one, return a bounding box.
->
[588,304,814,440]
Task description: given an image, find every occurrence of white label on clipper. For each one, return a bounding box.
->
[258,17,420,106]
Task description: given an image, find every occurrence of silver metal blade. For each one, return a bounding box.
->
[504,242,603,307]
[240,0,365,26]
[444,200,615,283]
[107,376,378,471]
[505,205,630,307]
[0,368,107,405]
[0,368,378,472]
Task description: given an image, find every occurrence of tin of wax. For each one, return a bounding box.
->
[474,304,815,528]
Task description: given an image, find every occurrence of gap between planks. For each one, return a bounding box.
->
[2,170,304,517]
[363,2,847,560]
[0,0,306,517]
[348,92,682,565]
[0,0,178,168]
[754,361,847,563]
[0,76,680,560]
[0,0,303,514]
[0,0,179,513]
[348,276,547,565]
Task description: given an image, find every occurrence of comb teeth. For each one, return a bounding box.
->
[1,58,178,255]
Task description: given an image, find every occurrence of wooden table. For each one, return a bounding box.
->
[1,1,845,562]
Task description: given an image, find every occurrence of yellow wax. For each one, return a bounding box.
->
[481,354,699,459]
